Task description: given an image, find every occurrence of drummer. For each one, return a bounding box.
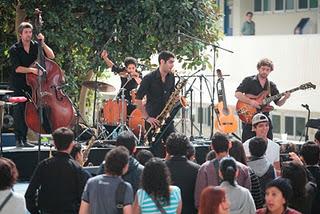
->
[101,50,141,115]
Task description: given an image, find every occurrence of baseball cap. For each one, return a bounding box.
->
[252,113,269,126]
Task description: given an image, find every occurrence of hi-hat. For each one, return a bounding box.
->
[82,81,116,92]
[0,89,13,95]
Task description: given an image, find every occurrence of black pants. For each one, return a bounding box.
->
[13,102,28,142]
[149,122,175,158]
[241,122,273,143]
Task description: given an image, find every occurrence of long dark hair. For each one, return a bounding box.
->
[141,158,171,204]
[281,161,307,199]
[220,157,237,186]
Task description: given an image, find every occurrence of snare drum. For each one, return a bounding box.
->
[128,109,145,137]
[103,99,127,125]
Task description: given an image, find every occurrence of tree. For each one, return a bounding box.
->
[1,0,222,118]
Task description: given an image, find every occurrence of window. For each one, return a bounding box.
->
[272,115,281,133]
[254,0,271,12]
[295,117,306,137]
[286,0,295,9]
[298,0,308,9]
[264,0,271,11]
[275,0,284,10]
[310,0,318,8]
[254,0,262,11]
[285,116,294,135]
[197,107,203,124]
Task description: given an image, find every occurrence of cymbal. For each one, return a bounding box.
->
[0,89,13,95]
[82,81,116,92]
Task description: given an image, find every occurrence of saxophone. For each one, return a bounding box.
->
[145,75,188,143]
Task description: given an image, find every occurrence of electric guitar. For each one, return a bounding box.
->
[236,82,316,124]
[214,69,238,133]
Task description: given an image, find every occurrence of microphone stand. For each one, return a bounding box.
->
[178,32,233,139]
[303,104,310,141]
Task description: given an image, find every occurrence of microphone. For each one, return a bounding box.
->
[301,104,309,109]
[178,30,181,43]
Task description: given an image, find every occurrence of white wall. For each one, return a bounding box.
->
[254,10,318,35]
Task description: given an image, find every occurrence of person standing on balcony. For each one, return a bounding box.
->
[241,11,255,35]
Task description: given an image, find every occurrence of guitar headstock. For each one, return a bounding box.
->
[300,82,316,90]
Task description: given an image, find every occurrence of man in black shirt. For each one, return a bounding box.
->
[25,127,91,214]
[101,50,141,115]
[9,22,55,147]
[135,51,176,157]
[165,133,200,214]
[235,58,290,142]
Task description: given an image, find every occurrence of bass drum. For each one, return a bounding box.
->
[128,109,145,138]
[103,99,127,125]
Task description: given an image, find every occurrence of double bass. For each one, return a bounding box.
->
[25,9,75,133]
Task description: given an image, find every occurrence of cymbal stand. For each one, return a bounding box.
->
[89,71,109,140]
[107,76,140,143]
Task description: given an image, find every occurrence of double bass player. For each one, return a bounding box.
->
[9,22,55,147]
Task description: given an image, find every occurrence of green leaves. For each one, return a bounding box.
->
[1,0,222,100]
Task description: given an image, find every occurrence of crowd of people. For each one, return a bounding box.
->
[1,127,320,214]
[3,20,319,214]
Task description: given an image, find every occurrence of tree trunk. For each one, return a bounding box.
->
[14,1,26,41]
[78,69,95,124]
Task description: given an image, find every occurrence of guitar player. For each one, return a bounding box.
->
[235,58,290,142]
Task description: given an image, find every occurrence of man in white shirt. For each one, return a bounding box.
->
[243,113,280,174]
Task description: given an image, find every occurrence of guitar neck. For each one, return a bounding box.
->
[264,87,301,104]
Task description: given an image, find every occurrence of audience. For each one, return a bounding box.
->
[133,157,182,213]
[229,137,264,209]
[98,131,144,194]
[79,146,133,214]
[299,141,320,214]
[219,157,256,214]
[206,150,216,161]
[165,133,200,214]
[0,157,26,214]
[247,137,275,195]
[282,161,316,214]
[229,138,247,165]
[314,130,320,145]
[256,178,301,214]
[186,142,196,162]
[70,142,84,165]
[25,127,91,214]
[199,186,230,214]
[243,113,280,174]
[194,132,251,208]
[135,149,154,166]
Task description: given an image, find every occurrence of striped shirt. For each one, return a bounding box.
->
[137,186,181,213]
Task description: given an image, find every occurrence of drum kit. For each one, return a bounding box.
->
[82,78,145,143]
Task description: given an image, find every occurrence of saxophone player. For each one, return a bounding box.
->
[135,51,176,157]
